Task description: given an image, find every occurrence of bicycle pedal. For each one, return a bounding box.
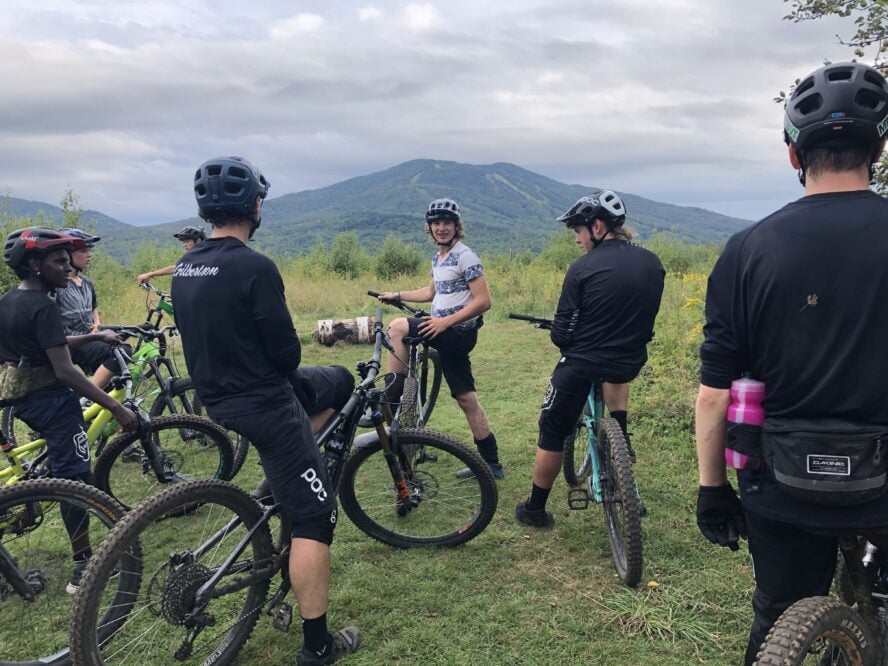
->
[567,488,591,510]
[272,601,293,631]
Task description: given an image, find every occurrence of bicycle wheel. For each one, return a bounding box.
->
[151,378,251,478]
[93,415,234,510]
[754,596,878,665]
[340,428,498,548]
[399,376,420,428]
[419,348,442,424]
[70,480,274,666]
[0,478,132,666]
[599,418,643,587]
[563,415,592,486]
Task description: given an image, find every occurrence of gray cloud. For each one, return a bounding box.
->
[0,0,869,224]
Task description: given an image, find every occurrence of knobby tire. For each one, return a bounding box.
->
[339,429,497,548]
[70,479,274,666]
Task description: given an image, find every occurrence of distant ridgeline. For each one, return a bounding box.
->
[2,159,751,263]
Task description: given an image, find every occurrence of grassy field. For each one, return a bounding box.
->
[3,235,758,665]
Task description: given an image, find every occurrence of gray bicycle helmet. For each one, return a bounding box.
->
[784,62,888,154]
[426,198,461,222]
[556,190,626,228]
[173,225,206,241]
[4,227,83,271]
[60,228,101,248]
[194,156,270,221]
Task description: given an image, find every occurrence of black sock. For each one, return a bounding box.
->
[526,483,551,512]
[610,410,628,437]
[474,433,499,465]
[302,613,330,656]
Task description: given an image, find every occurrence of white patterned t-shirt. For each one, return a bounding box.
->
[431,241,484,331]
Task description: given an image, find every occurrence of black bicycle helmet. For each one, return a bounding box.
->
[173,225,206,241]
[4,227,83,271]
[426,198,461,223]
[556,190,627,228]
[784,62,888,154]
[194,156,270,221]
[60,228,101,248]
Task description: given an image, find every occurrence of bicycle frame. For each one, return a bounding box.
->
[581,384,607,503]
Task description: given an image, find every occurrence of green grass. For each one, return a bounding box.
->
[2,255,756,665]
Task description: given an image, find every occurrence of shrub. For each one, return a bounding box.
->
[374,235,424,280]
[328,232,369,279]
[535,229,581,272]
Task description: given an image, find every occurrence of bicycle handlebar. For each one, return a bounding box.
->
[140,282,170,299]
[101,324,178,340]
[367,290,430,318]
[509,312,553,330]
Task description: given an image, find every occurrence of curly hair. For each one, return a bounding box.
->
[425,219,466,244]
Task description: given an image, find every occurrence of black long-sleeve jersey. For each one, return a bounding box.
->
[171,236,302,417]
[701,189,888,527]
[551,239,664,381]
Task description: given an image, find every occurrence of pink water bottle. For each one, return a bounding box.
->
[725,377,765,470]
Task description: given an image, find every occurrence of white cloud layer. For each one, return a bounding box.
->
[0,0,871,225]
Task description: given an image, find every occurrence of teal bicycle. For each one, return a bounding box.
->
[510,313,643,587]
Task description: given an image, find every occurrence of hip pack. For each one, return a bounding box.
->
[0,363,58,405]
[762,417,888,506]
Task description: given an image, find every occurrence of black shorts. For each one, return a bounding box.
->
[214,398,338,544]
[290,365,354,415]
[14,391,91,478]
[406,317,477,397]
[71,341,133,376]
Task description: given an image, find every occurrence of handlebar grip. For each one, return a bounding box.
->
[508,313,537,321]
[367,290,381,298]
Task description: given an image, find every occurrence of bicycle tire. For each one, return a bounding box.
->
[70,479,274,666]
[754,596,878,666]
[0,478,133,666]
[93,414,234,510]
[339,428,498,548]
[399,376,420,429]
[599,418,643,587]
[149,377,251,477]
[1,405,19,445]
[563,417,592,486]
[419,349,442,424]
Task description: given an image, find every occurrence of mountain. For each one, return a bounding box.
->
[3,160,752,261]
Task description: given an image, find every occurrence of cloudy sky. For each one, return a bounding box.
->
[0,1,870,225]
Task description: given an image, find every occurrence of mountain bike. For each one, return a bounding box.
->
[0,478,135,666]
[139,281,175,329]
[754,535,888,665]
[510,313,644,587]
[367,290,443,428]
[0,347,234,510]
[70,306,498,665]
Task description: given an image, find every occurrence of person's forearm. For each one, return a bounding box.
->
[399,286,434,302]
[695,384,731,486]
[66,332,112,349]
[92,309,101,332]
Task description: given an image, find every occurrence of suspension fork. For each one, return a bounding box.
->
[0,543,37,602]
[371,403,413,515]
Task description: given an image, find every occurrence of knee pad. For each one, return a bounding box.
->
[290,507,338,545]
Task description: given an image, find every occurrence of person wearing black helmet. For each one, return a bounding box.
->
[0,227,138,591]
[514,191,664,527]
[172,157,361,666]
[694,61,888,665]
[54,229,130,388]
[377,198,503,479]
[136,225,206,284]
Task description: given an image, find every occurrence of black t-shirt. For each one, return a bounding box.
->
[171,236,302,417]
[701,189,888,527]
[551,239,665,380]
[0,288,68,398]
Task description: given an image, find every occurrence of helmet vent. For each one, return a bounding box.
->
[223,182,244,194]
[207,165,222,176]
[229,166,248,180]
[865,69,886,87]
[827,68,853,83]
[195,184,207,196]
[797,93,823,116]
[796,76,816,96]
[856,88,885,111]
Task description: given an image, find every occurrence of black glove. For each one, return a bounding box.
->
[696,484,747,551]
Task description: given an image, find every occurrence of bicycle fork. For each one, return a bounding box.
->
[0,543,44,602]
